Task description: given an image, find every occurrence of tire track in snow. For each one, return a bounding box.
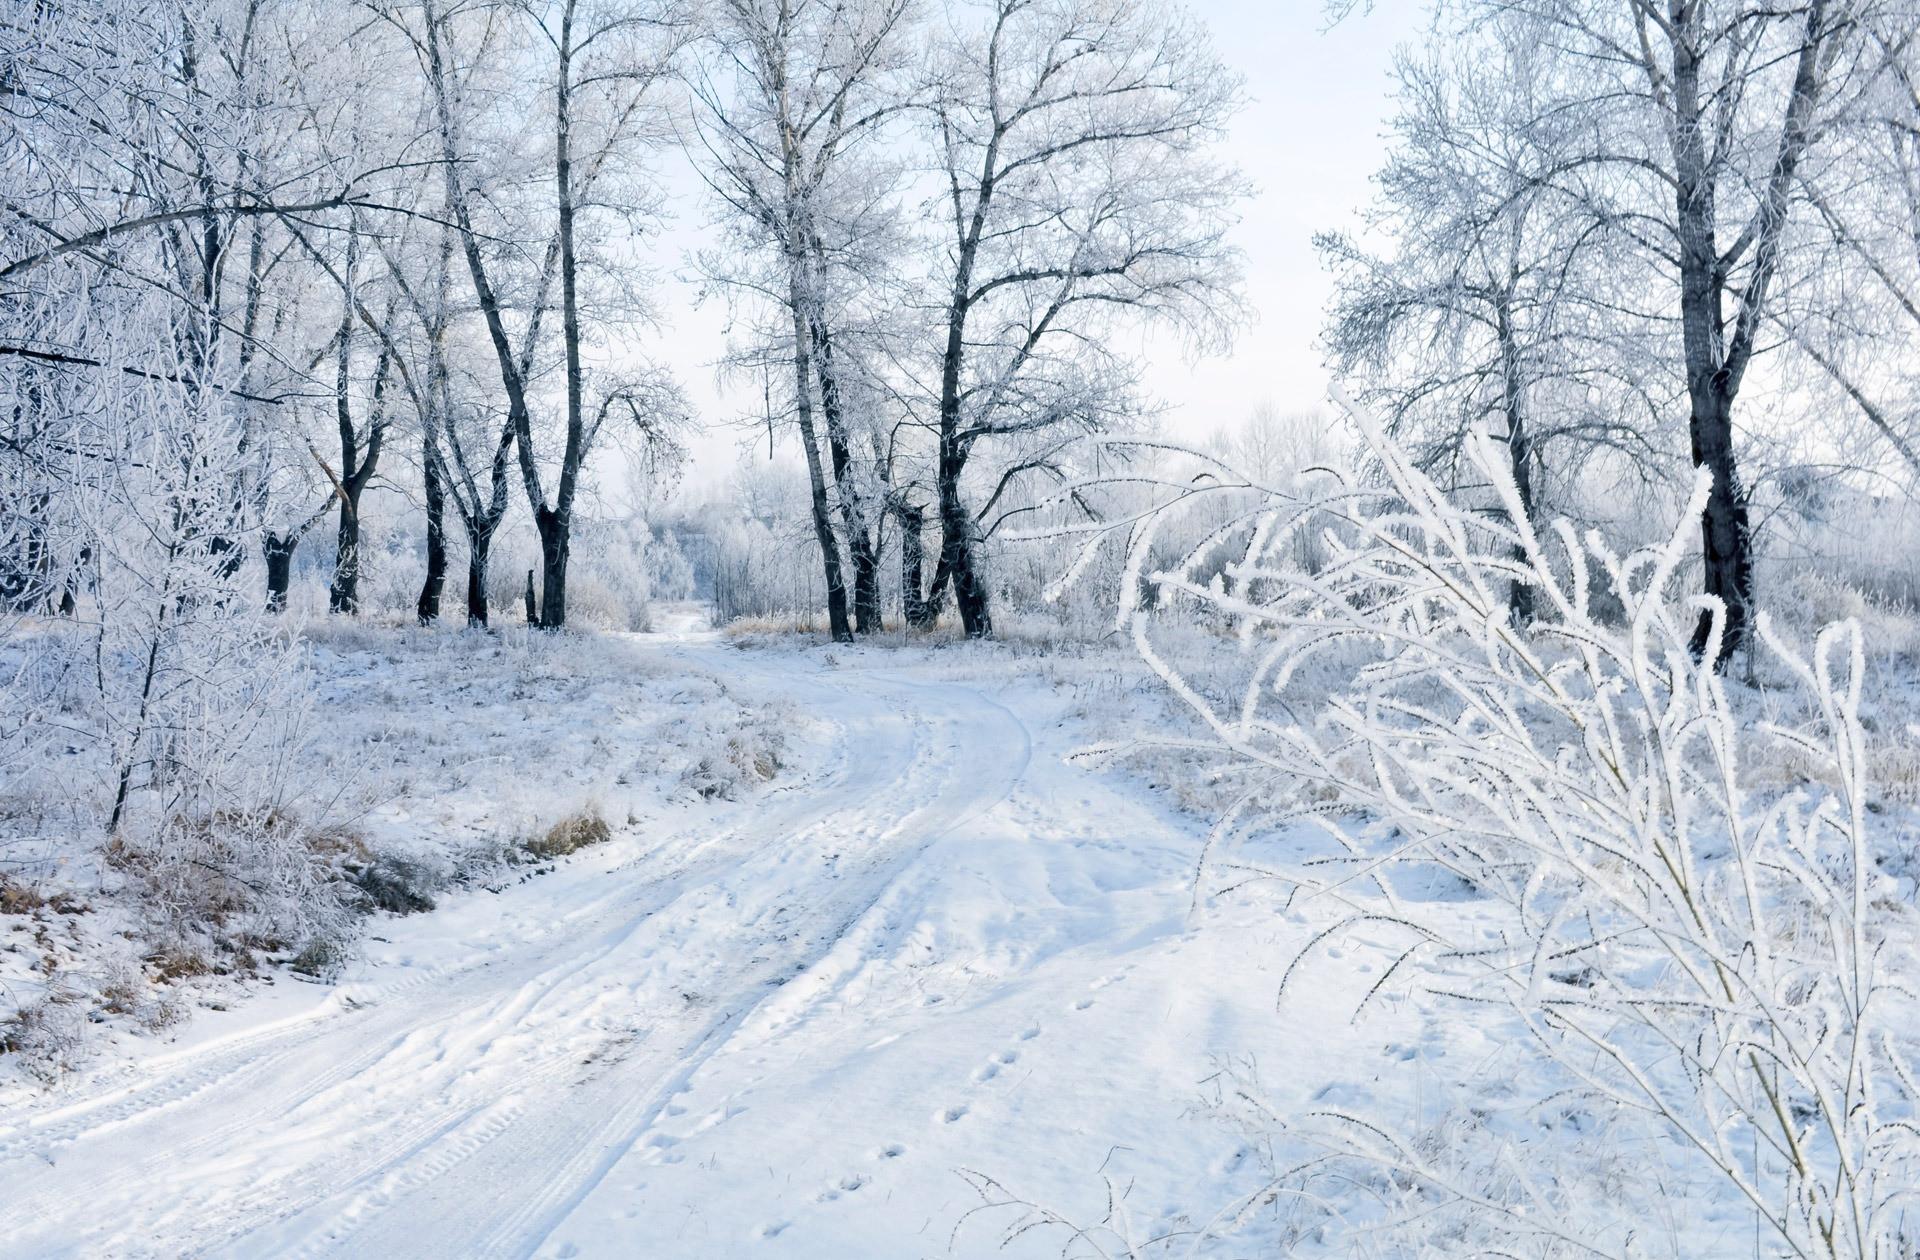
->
[0,642,1031,1260]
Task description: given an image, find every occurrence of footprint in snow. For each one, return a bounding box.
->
[816,1173,868,1203]
[1072,997,1095,1012]
[876,1143,906,1159]
[939,1104,969,1123]
[757,1221,790,1239]
[972,1062,1000,1084]
[643,1133,685,1165]
[996,1049,1019,1065]
[1019,1026,1041,1041]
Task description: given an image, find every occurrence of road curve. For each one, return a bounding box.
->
[0,639,1031,1260]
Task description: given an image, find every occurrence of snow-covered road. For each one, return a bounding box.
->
[0,634,1315,1258]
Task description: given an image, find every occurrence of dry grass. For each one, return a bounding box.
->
[0,875,46,915]
[523,806,613,860]
[0,996,87,1084]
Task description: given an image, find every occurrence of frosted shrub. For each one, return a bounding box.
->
[59,362,352,970]
[1118,399,1920,1258]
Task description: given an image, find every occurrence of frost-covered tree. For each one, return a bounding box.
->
[1401,0,1914,663]
[912,0,1245,637]
[693,0,918,641]
[1319,29,1665,621]
[414,0,691,629]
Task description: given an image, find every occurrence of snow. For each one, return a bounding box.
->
[0,616,1355,1257]
[3,606,1870,1256]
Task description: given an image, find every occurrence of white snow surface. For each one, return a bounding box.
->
[0,615,1396,1258]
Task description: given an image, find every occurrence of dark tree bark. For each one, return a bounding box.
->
[324,237,390,617]
[899,501,929,628]
[783,271,853,641]
[932,104,994,640]
[1496,291,1535,624]
[936,421,990,637]
[2,490,53,613]
[523,568,538,624]
[417,440,447,624]
[1663,0,1831,665]
[811,319,879,633]
[264,531,297,613]
[464,523,494,628]
[327,506,362,615]
[533,506,566,628]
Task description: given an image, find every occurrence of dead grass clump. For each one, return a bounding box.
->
[523,807,613,860]
[682,722,788,800]
[1,996,88,1084]
[109,804,360,983]
[98,957,189,1031]
[1,876,46,915]
[347,852,441,915]
[147,947,212,983]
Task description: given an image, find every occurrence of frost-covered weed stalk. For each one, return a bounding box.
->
[1114,402,1920,1257]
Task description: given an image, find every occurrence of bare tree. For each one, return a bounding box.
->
[1320,31,1659,619]
[693,0,916,641]
[914,0,1245,637]
[1449,0,1900,661]
[413,0,688,629]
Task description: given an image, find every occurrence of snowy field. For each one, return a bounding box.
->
[4,575,1918,1260]
[0,610,1348,1258]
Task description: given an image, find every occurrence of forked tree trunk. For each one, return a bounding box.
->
[264,531,298,613]
[785,278,853,642]
[1688,382,1752,658]
[936,438,990,638]
[1664,0,1828,665]
[465,524,493,628]
[812,319,880,634]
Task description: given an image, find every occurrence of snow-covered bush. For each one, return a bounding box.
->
[1115,399,1920,1257]
[0,306,360,987]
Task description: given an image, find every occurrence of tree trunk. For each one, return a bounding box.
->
[264,531,297,613]
[418,447,447,625]
[937,440,990,638]
[1496,294,1535,624]
[811,319,880,634]
[851,542,880,632]
[524,567,539,625]
[58,559,80,617]
[1506,416,1535,624]
[785,281,853,642]
[1688,381,1752,660]
[1662,0,1829,666]
[465,525,492,628]
[3,491,52,613]
[327,496,361,614]
[937,230,989,637]
[535,505,566,629]
[900,502,929,628]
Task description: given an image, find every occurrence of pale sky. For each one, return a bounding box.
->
[641,0,1426,495]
